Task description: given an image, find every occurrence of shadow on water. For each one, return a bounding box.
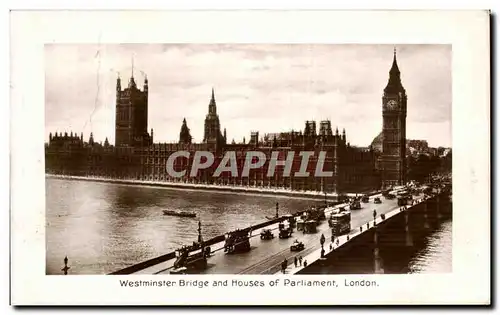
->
[317,219,452,275]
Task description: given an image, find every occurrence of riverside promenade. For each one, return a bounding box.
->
[46,174,365,201]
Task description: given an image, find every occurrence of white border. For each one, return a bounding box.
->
[10,9,490,305]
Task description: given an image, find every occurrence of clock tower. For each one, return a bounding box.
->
[380,48,407,189]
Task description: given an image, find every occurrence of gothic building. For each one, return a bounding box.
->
[115,73,153,147]
[379,49,407,188]
[203,88,225,146]
[45,51,412,194]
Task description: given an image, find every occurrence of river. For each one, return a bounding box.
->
[46,178,452,275]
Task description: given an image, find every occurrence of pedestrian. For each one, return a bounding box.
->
[294,256,298,267]
[299,256,303,266]
[336,238,339,246]
[304,260,308,268]
[329,243,333,251]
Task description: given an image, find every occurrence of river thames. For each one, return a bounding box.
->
[46,178,452,275]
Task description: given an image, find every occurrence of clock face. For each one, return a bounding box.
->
[387,100,398,110]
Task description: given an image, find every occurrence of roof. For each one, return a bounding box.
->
[370,131,383,152]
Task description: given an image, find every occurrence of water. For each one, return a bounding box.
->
[46,178,315,275]
[407,219,452,273]
[46,178,452,275]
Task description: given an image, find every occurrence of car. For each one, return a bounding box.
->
[361,195,369,203]
[260,229,274,240]
[374,197,382,204]
[290,240,305,252]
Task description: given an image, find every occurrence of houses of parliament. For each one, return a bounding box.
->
[45,51,407,193]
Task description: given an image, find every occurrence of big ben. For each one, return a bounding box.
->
[380,48,407,189]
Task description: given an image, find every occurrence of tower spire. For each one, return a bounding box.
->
[390,47,400,75]
[384,47,403,93]
[208,87,216,114]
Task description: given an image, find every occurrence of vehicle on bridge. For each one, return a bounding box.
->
[170,243,211,274]
[224,229,251,254]
[284,214,296,227]
[385,193,396,200]
[423,186,433,196]
[374,197,382,204]
[303,220,317,234]
[328,208,351,235]
[278,222,293,239]
[338,194,349,203]
[350,200,361,210]
[290,240,305,252]
[260,229,274,240]
[361,195,369,203]
[296,218,305,232]
[397,196,409,206]
[305,207,326,222]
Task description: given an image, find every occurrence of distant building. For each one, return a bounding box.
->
[46,52,416,193]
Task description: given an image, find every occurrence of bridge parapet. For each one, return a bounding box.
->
[281,191,451,275]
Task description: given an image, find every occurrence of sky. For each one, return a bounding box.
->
[45,44,451,148]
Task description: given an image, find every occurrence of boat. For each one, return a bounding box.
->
[163,210,197,218]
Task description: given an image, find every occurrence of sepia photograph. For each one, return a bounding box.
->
[10,10,490,305]
[45,44,452,276]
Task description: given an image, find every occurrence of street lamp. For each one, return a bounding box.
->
[320,233,326,258]
[62,256,70,275]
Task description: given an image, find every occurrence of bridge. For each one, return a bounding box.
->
[109,186,451,275]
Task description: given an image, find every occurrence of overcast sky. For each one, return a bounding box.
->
[45,44,451,147]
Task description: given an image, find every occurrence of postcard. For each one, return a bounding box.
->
[10,10,490,305]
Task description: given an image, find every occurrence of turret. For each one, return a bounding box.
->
[342,128,346,143]
[150,128,154,143]
[49,132,52,141]
[104,137,109,147]
[209,87,216,115]
[144,75,148,93]
[116,74,121,92]
[223,128,227,144]
[89,132,94,145]
[179,118,192,144]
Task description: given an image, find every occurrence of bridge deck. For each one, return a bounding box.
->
[276,194,426,275]
[142,192,414,275]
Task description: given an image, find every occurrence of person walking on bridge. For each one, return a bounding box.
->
[298,256,303,266]
[294,256,298,267]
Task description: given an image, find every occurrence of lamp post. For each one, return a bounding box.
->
[62,256,70,275]
[320,233,326,258]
